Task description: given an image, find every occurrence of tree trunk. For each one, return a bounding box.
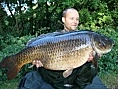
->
[6,0,16,25]
[29,0,34,35]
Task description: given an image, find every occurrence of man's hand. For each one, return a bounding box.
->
[88,51,100,68]
[32,60,43,68]
[87,52,94,62]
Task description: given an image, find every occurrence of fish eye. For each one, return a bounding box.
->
[98,43,103,48]
[97,40,106,49]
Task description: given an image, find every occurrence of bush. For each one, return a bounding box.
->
[0,35,35,81]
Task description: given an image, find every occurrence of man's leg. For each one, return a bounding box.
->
[84,76,108,89]
[18,71,54,89]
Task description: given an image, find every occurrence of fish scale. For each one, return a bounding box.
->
[0,30,113,80]
[31,36,91,70]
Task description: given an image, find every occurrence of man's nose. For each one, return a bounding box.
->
[73,19,78,24]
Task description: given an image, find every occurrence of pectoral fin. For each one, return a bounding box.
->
[63,68,73,78]
[28,64,34,68]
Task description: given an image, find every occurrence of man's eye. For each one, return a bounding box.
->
[76,18,79,20]
[70,18,74,20]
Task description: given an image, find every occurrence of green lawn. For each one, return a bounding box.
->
[99,73,118,89]
[0,78,20,89]
[0,73,118,89]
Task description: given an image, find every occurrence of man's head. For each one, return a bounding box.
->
[62,8,79,31]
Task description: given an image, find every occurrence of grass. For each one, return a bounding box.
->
[99,72,118,89]
[0,72,118,89]
[0,78,20,89]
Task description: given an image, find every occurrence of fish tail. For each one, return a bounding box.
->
[7,64,21,80]
[0,56,21,80]
[0,56,13,68]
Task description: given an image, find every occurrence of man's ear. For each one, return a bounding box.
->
[62,17,65,23]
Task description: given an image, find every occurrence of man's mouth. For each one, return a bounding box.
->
[71,25,77,28]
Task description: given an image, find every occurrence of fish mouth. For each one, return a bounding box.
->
[87,51,100,68]
[92,34,113,55]
[93,52,101,68]
[92,51,101,58]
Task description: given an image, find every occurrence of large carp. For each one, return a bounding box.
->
[0,30,113,80]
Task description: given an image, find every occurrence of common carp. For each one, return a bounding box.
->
[0,30,113,80]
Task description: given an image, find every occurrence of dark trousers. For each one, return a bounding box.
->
[18,71,107,89]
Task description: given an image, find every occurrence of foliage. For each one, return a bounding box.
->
[100,72,118,89]
[0,35,35,81]
[0,78,20,89]
[0,0,118,35]
[0,0,117,82]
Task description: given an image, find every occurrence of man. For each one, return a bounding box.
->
[62,8,79,31]
[18,8,98,89]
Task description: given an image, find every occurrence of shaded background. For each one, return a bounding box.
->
[0,0,118,88]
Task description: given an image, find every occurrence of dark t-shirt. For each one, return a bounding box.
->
[38,62,98,89]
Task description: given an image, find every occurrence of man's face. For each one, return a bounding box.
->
[62,10,79,31]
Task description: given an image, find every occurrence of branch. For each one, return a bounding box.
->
[6,1,16,24]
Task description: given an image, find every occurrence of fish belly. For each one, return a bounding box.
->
[38,44,93,70]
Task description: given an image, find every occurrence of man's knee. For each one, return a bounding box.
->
[18,71,54,89]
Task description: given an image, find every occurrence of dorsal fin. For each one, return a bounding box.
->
[26,32,63,47]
